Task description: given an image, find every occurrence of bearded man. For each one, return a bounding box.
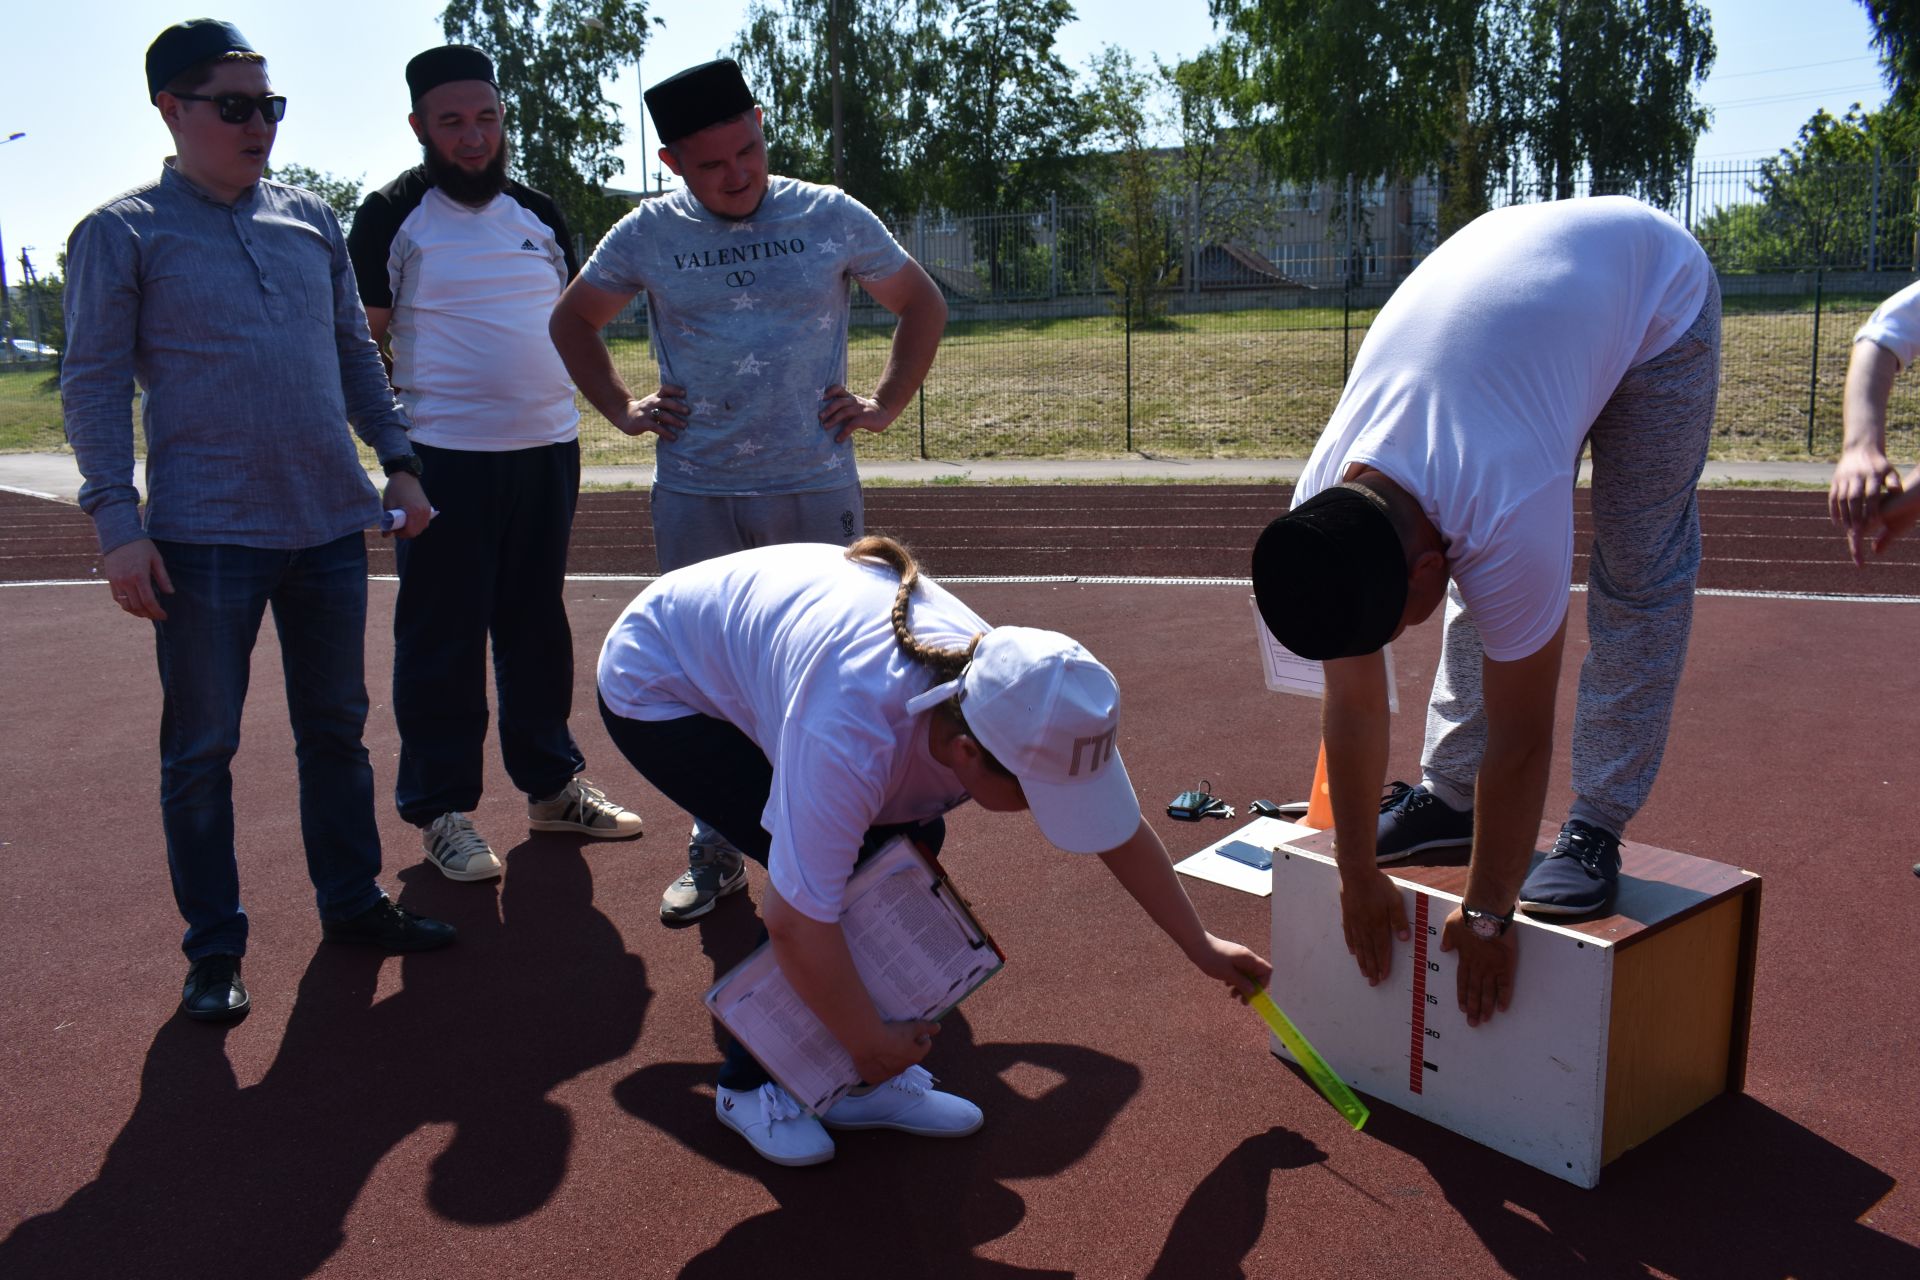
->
[347,45,641,884]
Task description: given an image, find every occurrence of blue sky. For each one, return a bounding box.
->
[0,0,1889,269]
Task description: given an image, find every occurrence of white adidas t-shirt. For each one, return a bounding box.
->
[1293,197,1713,661]
[598,543,985,923]
[1855,278,1920,368]
[348,170,580,450]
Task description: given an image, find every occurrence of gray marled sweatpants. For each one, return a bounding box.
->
[1421,275,1722,837]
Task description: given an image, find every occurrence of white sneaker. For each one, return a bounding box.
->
[528,778,642,839]
[423,812,502,882]
[716,1082,835,1167]
[820,1065,983,1137]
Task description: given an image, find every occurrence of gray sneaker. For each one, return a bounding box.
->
[424,812,504,882]
[528,778,642,839]
[660,837,748,924]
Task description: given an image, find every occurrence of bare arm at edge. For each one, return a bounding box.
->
[1096,818,1270,997]
[1322,649,1407,986]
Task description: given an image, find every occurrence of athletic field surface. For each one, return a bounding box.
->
[1,485,1915,1278]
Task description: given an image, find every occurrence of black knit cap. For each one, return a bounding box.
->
[145,18,254,103]
[406,45,497,104]
[1250,486,1411,660]
[645,59,756,145]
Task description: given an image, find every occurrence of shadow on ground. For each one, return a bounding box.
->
[1363,1090,1914,1278]
[0,839,650,1280]
[615,1011,1146,1279]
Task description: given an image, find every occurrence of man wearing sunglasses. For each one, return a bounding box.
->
[61,19,456,1026]
[346,46,642,886]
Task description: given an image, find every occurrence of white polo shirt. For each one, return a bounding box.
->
[1293,196,1713,661]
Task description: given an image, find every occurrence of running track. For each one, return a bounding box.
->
[4,485,1918,594]
[1,485,1915,1278]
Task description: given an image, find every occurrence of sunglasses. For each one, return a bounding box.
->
[172,92,288,125]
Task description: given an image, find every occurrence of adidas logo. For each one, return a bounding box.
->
[721,1095,735,1111]
[519,238,539,251]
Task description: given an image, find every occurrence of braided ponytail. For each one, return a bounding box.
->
[847,536,1010,776]
[846,535,980,678]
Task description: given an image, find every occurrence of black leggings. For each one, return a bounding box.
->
[597,695,946,1090]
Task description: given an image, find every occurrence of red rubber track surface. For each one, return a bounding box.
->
[7,485,1919,592]
[2,487,1916,1278]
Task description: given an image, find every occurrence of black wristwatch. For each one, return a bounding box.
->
[1462,904,1514,940]
[381,452,424,478]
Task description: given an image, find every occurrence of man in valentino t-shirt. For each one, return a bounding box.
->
[549,58,948,926]
[349,45,641,886]
[1250,197,1721,1028]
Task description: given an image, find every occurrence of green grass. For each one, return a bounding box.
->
[0,367,69,453]
[9,300,1913,466]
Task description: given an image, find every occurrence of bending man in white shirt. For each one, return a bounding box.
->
[1251,197,1721,1029]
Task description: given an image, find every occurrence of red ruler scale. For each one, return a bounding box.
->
[1408,895,1429,1094]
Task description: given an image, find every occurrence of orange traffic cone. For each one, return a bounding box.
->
[1302,741,1334,830]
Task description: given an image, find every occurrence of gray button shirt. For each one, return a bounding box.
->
[62,162,412,554]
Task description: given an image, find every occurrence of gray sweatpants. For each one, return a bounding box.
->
[1421,276,1722,838]
[650,482,865,573]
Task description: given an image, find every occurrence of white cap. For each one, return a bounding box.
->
[904,626,1140,854]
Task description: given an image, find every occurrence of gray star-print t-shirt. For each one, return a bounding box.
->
[580,176,909,496]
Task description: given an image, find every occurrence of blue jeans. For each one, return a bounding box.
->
[153,533,387,959]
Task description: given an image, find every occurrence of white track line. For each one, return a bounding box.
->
[8,576,1917,605]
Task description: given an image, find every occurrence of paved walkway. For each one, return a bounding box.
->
[0,450,1838,502]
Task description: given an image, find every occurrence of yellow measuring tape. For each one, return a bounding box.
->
[1251,987,1370,1130]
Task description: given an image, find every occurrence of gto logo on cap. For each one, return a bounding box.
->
[1068,728,1116,777]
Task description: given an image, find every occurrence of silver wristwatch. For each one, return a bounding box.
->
[1462,904,1514,940]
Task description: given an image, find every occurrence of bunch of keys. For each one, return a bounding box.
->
[1167,781,1234,821]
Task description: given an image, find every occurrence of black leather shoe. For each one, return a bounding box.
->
[322,895,457,952]
[181,954,250,1023]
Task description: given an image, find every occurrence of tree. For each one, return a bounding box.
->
[1206,0,1477,189]
[1861,0,1920,110]
[923,0,1085,211]
[1204,0,1712,211]
[8,250,65,370]
[1085,47,1178,325]
[1496,0,1714,204]
[1163,48,1266,252]
[907,0,1085,295]
[1694,105,1918,271]
[440,0,658,248]
[731,0,944,219]
[271,163,364,228]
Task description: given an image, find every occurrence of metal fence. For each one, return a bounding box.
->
[568,160,1920,467]
[13,162,1896,460]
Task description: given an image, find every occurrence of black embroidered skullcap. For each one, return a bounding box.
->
[1250,486,1410,660]
[406,45,497,103]
[645,59,756,145]
[146,18,255,103]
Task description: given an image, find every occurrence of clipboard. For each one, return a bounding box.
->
[703,835,1004,1114]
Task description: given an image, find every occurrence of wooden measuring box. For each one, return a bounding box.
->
[1266,825,1760,1188]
